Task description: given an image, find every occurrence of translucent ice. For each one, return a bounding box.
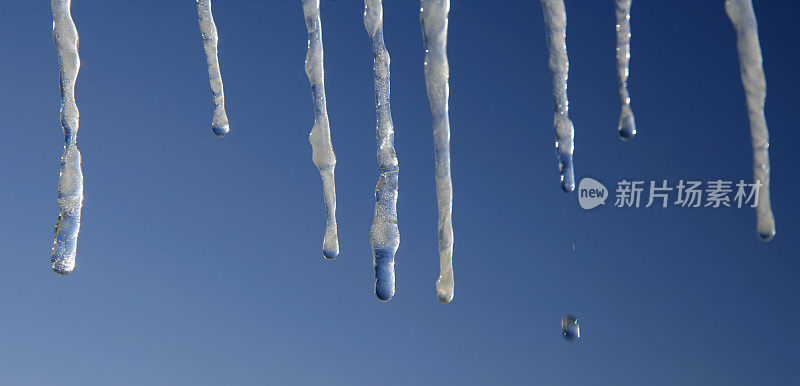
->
[561,315,580,341]
[302,0,339,258]
[541,0,575,193]
[725,0,776,241]
[421,0,454,304]
[365,0,400,302]
[615,0,636,140]
[50,0,84,276]
[196,0,230,137]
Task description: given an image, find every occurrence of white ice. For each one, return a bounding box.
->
[196,0,230,137]
[421,0,454,304]
[50,0,84,276]
[302,0,339,259]
[725,0,776,241]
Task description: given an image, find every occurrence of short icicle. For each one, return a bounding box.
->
[420,0,454,304]
[365,0,400,302]
[615,0,636,140]
[302,0,339,259]
[540,0,575,193]
[725,0,776,241]
[196,0,230,137]
[50,0,84,276]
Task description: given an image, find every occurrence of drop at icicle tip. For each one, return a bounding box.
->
[421,0,455,304]
[196,0,230,137]
[725,0,776,241]
[50,0,84,276]
[561,315,580,341]
[302,0,340,259]
[365,0,400,302]
[540,0,575,193]
[615,0,636,140]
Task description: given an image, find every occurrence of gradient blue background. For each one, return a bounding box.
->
[0,0,797,384]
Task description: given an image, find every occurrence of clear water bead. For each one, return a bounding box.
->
[561,315,580,341]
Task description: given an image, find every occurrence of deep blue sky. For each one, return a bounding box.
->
[0,0,798,384]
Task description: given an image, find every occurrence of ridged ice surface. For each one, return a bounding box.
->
[615,0,636,140]
[365,0,400,302]
[421,0,454,304]
[541,0,575,193]
[725,0,776,241]
[302,0,339,259]
[50,0,84,276]
[196,0,229,137]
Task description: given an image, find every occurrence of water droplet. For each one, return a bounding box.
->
[561,315,580,341]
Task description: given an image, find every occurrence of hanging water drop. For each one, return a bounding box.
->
[540,0,575,193]
[50,0,84,276]
[561,315,580,341]
[196,0,230,137]
[615,0,636,140]
[421,0,454,304]
[725,0,776,241]
[302,0,339,259]
[365,0,400,302]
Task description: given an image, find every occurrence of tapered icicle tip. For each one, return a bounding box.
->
[560,157,575,193]
[758,214,776,242]
[618,106,636,141]
[212,124,229,137]
[375,256,396,301]
[322,248,338,260]
[436,275,454,304]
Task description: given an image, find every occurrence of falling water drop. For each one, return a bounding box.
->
[421,0,454,304]
[541,0,575,193]
[615,0,636,140]
[561,315,580,341]
[365,0,400,302]
[302,0,340,259]
[725,0,776,241]
[196,0,230,137]
[50,0,84,276]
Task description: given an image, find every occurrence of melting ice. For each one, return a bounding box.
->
[365,0,400,302]
[421,0,455,304]
[50,0,84,276]
[302,0,340,259]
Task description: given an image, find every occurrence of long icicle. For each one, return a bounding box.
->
[725,0,776,241]
[50,0,84,276]
[421,0,454,304]
[365,0,400,302]
[541,0,575,193]
[302,0,339,259]
[615,0,636,140]
[196,0,230,137]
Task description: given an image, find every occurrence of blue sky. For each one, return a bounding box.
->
[0,0,797,384]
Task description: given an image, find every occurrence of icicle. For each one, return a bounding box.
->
[365,0,400,302]
[540,0,575,193]
[50,0,83,276]
[420,0,454,304]
[725,0,776,241]
[302,0,339,259]
[615,0,636,140]
[196,0,230,137]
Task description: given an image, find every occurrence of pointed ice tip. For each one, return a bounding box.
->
[322,248,338,260]
[375,286,394,302]
[437,292,454,304]
[758,230,775,242]
[212,125,229,137]
[52,266,72,277]
[618,111,637,141]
